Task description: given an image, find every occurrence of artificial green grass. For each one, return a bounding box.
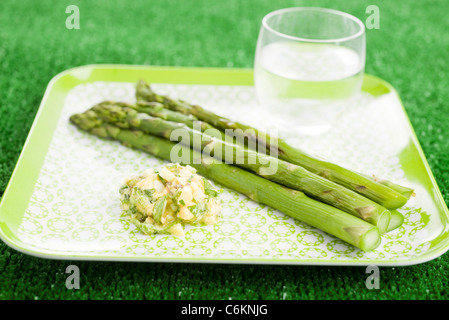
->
[0,0,448,300]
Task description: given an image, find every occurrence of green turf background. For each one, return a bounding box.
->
[1,0,448,300]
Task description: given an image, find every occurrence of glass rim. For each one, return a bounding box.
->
[262,7,366,43]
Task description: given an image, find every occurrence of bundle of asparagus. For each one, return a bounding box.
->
[91,102,392,234]
[70,110,382,251]
[135,80,415,206]
[68,80,413,251]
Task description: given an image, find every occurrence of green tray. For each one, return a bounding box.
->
[1,64,448,265]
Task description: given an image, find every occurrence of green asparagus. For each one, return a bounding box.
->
[135,80,413,209]
[123,99,414,200]
[91,103,392,234]
[364,174,415,199]
[386,210,405,233]
[69,110,382,251]
[97,100,233,142]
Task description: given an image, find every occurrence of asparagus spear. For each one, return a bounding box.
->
[95,100,231,141]
[91,103,392,234]
[135,101,217,133]
[363,174,415,199]
[386,210,405,233]
[69,111,381,251]
[136,80,413,209]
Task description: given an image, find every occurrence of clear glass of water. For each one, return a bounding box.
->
[254,7,366,135]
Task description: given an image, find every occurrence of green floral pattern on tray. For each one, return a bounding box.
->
[16,81,433,262]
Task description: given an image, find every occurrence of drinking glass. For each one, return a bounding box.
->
[254,7,366,135]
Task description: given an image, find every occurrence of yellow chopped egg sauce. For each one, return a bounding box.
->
[119,163,221,236]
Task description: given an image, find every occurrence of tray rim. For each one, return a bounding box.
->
[1,63,448,266]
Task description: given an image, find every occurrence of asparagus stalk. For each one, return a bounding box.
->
[91,103,392,234]
[69,111,381,251]
[96,100,231,141]
[135,101,218,133]
[386,210,404,233]
[362,174,415,199]
[136,80,413,209]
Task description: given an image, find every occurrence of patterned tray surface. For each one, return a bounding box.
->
[14,80,438,263]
